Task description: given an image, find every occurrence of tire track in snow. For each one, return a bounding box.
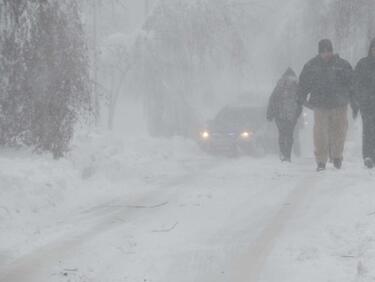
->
[228,173,318,282]
[0,158,220,282]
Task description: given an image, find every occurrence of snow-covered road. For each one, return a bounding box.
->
[1,137,375,282]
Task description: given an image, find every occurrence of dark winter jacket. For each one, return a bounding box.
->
[267,68,301,123]
[298,55,354,109]
[354,39,375,113]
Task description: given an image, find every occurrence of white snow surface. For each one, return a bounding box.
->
[0,133,375,282]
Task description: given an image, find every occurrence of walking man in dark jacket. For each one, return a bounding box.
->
[298,39,358,171]
[354,38,375,169]
[267,68,302,162]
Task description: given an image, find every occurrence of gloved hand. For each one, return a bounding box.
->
[296,105,303,120]
[352,108,359,120]
[304,100,314,110]
[350,98,360,120]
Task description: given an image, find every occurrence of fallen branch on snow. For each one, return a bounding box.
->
[63,268,78,272]
[340,255,356,259]
[152,222,178,233]
[127,201,169,209]
[105,201,169,209]
[0,206,10,215]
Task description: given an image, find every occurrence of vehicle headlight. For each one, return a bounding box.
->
[240,131,253,139]
[201,131,210,139]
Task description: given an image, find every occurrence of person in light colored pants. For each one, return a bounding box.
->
[313,106,348,165]
[297,39,358,171]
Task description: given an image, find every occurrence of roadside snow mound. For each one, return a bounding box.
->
[0,133,203,262]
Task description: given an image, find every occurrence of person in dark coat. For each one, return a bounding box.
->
[354,38,375,169]
[267,67,302,162]
[297,39,358,171]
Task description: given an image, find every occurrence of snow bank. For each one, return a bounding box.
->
[260,163,375,282]
[0,132,203,264]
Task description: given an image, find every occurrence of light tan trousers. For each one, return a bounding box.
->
[313,106,348,164]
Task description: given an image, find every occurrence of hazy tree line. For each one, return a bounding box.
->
[303,0,375,60]
[133,0,252,137]
[83,0,263,137]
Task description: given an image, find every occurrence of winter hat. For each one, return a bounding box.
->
[369,38,375,56]
[284,67,296,77]
[319,39,333,54]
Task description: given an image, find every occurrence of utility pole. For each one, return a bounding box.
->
[92,0,99,124]
[144,0,150,19]
[367,0,375,44]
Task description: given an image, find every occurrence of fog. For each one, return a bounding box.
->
[2,1,375,281]
[80,0,374,139]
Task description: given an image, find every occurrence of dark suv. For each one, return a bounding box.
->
[198,106,277,156]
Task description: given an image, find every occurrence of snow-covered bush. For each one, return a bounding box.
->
[0,0,91,158]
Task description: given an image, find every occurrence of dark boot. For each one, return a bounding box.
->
[317,163,326,172]
[281,156,291,162]
[364,158,374,169]
[333,158,342,169]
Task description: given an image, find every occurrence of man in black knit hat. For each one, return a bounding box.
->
[297,39,358,171]
[354,38,375,169]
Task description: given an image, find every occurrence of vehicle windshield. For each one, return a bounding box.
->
[214,107,264,131]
